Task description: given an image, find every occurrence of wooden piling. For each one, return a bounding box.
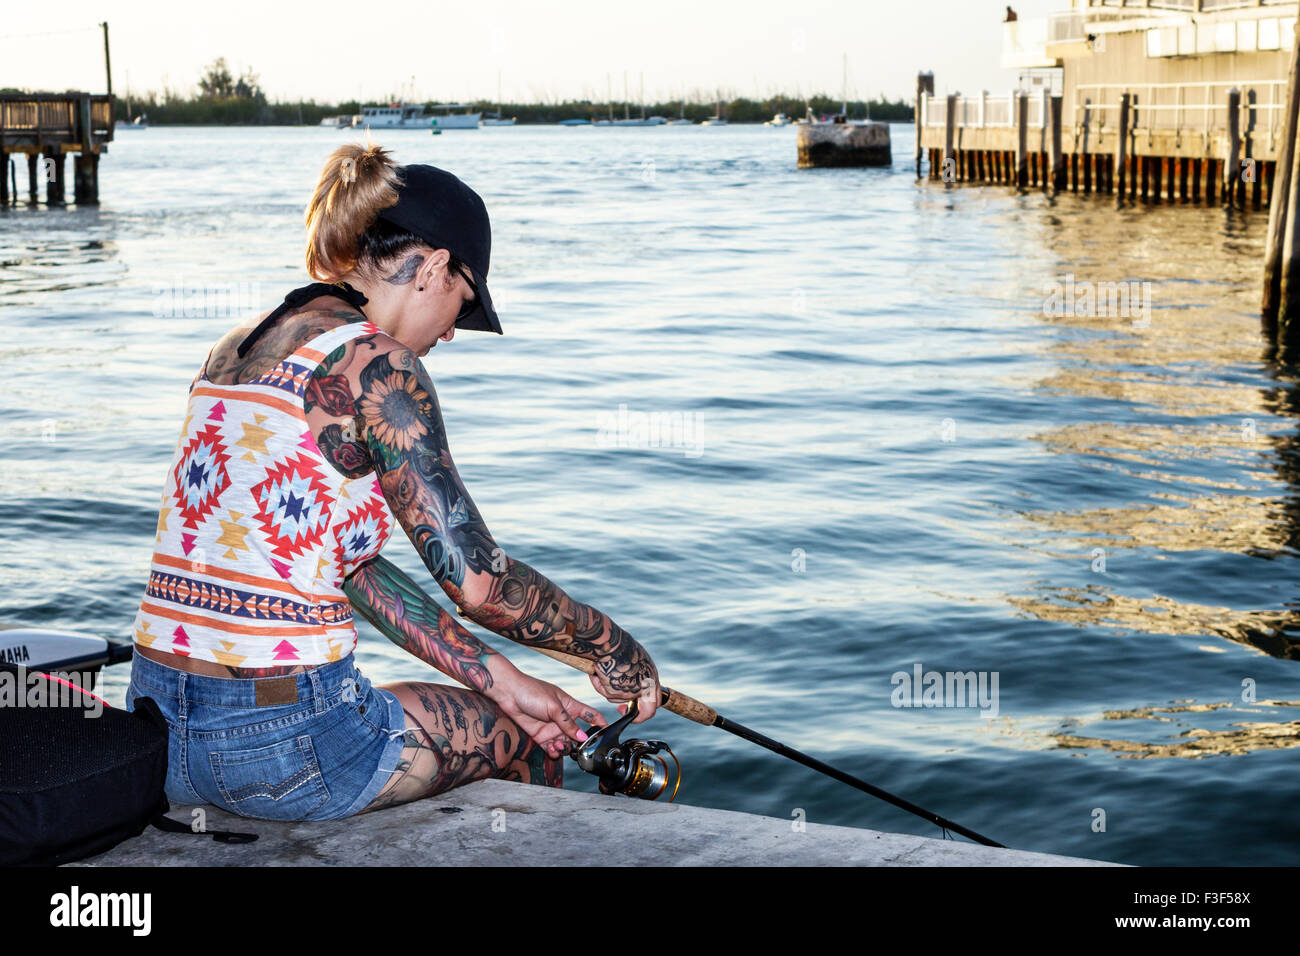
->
[1116,93,1130,200]
[1275,26,1300,355]
[1016,92,1028,187]
[944,94,957,182]
[53,152,67,204]
[1245,88,1258,208]
[1080,99,1092,193]
[1049,95,1064,190]
[1225,87,1241,207]
[73,94,98,205]
[915,72,933,177]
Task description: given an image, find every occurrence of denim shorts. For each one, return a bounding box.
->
[125,651,408,822]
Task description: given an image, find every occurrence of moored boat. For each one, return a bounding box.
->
[428,104,482,130]
[360,103,431,129]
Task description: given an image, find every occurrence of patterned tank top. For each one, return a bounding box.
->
[131,318,395,668]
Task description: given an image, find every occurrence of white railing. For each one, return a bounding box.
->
[920,92,1048,129]
[1090,0,1295,9]
[922,80,1287,148]
[1073,80,1288,140]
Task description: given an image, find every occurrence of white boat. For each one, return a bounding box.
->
[764,113,791,126]
[428,104,481,130]
[116,83,148,130]
[702,92,727,125]
[609,115,667,126]
[319,115,353,128]
[361,103,431,128]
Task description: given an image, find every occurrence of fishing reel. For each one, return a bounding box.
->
[571,697,681,801]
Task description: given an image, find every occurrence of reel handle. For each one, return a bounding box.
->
[529,645,718,726]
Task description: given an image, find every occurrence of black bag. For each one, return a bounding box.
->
[0,671,256,865]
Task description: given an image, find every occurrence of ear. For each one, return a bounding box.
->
[417,248,447,292]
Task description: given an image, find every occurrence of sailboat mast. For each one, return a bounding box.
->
[624,72,629,121]
[640,72,645,120]
[841,53,848,117]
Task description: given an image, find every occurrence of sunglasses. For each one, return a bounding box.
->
[449,255,479,321]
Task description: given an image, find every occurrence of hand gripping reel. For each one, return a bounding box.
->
[571,697,681,801]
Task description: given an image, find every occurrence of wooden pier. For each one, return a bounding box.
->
[915,78,1279,208]
[0,94,115,206]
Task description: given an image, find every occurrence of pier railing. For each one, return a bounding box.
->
[0,94,114,138]
[1091,1,1287,11]
[924,81,1285,142]
[1072,80,1287,141]
[922,92,1047,128]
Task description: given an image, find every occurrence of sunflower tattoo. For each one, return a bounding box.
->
[362,372,433,451]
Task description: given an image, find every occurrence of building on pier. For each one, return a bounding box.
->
[917,1,1298,206]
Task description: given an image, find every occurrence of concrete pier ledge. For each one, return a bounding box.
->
[72,779,1122,866]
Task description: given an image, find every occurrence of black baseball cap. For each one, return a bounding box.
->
[376,164,503,335]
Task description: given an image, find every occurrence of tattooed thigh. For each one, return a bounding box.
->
[359,681,561,814]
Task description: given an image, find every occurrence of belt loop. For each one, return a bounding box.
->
[176,671,188,726]
[309,667,325,715]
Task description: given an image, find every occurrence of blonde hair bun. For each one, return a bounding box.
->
[304,135,402,282]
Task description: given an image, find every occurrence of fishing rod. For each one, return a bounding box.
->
[525,642,1006,848]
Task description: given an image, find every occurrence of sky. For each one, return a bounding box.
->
[2,0,1067,106]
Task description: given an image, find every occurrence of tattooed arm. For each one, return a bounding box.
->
[343,555,610,753]
[346,339,661,720]
[343,554,505,694]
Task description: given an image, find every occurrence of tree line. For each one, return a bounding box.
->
[104,57,913,125]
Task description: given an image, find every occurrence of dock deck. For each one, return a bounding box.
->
[71,778,1123,867]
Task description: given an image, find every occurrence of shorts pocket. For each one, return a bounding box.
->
[209,735,330,820]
